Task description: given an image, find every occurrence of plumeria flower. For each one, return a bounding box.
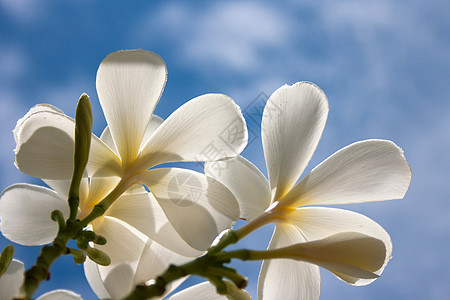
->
[206,82,412,299]
[0,259,81,299]
[7,49,247,253]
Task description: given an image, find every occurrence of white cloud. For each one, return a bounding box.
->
[141,1,292,72]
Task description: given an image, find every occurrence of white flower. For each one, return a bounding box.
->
[6,49,247,253]
[0,259,81,300]
[205,82,412,299]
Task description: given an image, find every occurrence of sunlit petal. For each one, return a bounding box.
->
[36,290,82,300]
[167,282,227,300]
[136,168,239,250]
[138,93,247,170]
[258,225,320,300]
[90,216,147,299]
[106,190,202,257]
[282,139,412,207]
[0,184,69,245]
[14,103,63,143]
[262,82,328,201]
[84,258,111,299]
[284,207,392,285]
[96,50,167,166]
[0,259,24,300]
[14,111,121,179]
[281,232,386,284]
[205,156,271,221]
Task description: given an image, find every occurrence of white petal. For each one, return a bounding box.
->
[84,258,111,299]
[137,93,247,170]
[284,207,392,285]
[14,111,121,179]
[100,115,164,157]
[0,259,24,300]
[96,50,167,166]
[14,103,63,143]
[258,225,320,300]
[134,238,190,293]
[36,290,82,300]
[78,176,120,219]
[283,139,412,207]
[140,115,164,151]
[0,184,69,245]
[205,156,271,221]
[262,82,328,201]
[136,168,240,250]
[283,232,386,284]
[91,216,147,299]
[168,282,227,300]
[44,178,89,204]
[106,191,203,257]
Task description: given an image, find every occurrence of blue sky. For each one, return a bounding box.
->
[1,0,449,299]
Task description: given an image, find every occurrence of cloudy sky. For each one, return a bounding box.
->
[1,0,449,299]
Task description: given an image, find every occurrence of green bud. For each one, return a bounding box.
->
[68,93,93,221]
[50,210,66,228]
[67,248,86,265]
[0,245,15,277]
[85,247,111,266]
[94,235,107,245]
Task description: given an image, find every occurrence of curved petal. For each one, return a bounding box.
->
[205,156,271,221]
[137,93,247,170]
[262,82,328,202]
[96,50,167,166]
[36,290,82,300]
[136,168,239,251]
[44,178,89,205]
[106,191,203,257]
[0,184,69,245]
[14,103,63,143]
[0,259,24,300]
[258,224,320,300]
[283,139,412,207]
[284,207,392,285]
[280,232,386,284]
[84,258,111,299]
[14,111,121,179]
[167,282,227,300]
[78,176,120,220]
[90,216,147,299]
[134,238,190,291]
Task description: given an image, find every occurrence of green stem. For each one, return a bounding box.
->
[19,227,74,298]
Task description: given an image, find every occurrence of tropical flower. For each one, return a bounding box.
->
[205,82,412,299]
[6,49,247,253]
[0,259,81,299]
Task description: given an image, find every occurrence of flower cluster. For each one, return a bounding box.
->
[0,50,411,300]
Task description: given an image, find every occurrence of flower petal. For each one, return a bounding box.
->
[282,232,386,284]
[90,216,147,299]
[84,258,111,299]
[283,139,412,207]
[96,50,167,166]
[15,111,121,179]
[284,207,392,285]
[205,156,271,221]
[99,115,164,156]
[258,225,320,300]
[167,282,227,300]
[36,290,82,300]
[14,103,63,143]
[262,82,329,202]
[0,184,69,245]
[137,93,247,170]
[0,259,24,300]
[106,191,203,257]
[136,168,239,250]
